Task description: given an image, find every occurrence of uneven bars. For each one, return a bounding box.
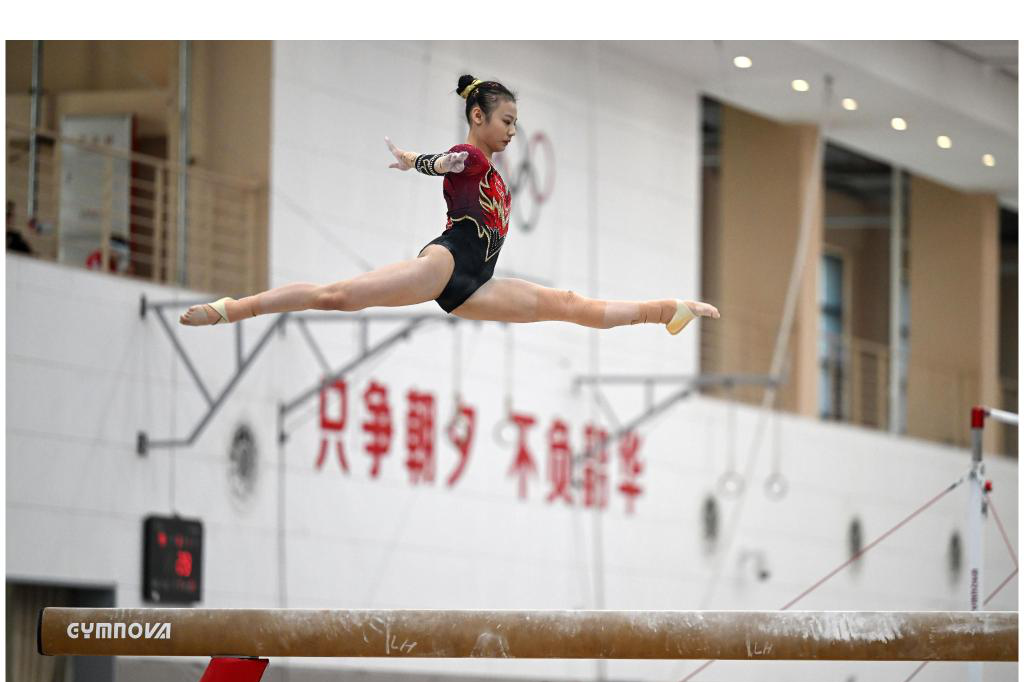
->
[986,408,1019,426]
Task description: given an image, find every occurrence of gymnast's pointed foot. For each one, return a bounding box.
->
[179,297,234,326]
[666,299,719,335]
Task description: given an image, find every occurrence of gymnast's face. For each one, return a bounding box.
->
[472,98,518,154]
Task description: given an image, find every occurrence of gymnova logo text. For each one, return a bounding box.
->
[67,622,172,640]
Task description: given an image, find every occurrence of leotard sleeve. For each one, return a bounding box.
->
[413,145,488,177]
[413,152,448,176]
[445,144,489,178]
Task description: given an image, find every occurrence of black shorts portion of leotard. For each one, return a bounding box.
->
[419,218,501,314]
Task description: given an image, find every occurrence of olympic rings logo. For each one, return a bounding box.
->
[493,128,555,234]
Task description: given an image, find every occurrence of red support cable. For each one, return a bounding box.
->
[985,493,1019,569]
[680,406,1016,682]
[779,480,961,611]
[679,476,966,682]
[902,567,1019,682]
[983,568,1019,607]
[679,660,715,681]
[902,661,929,681]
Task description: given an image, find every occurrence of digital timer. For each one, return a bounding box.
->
[142,515,203,604]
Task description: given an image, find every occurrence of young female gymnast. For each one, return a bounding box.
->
[180,75,720,332]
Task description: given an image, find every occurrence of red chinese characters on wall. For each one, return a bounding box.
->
[406,390,436,484]
[546,418,573,506]
[315,379,646,513]
[617,431,644,514]
[362,381,392,478]
[446,399,476,487]
[506,412,538,500]
[582,423,609,510]
[316,379,349,474]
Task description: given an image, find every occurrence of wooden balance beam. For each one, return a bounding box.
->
[38,608,1017,662]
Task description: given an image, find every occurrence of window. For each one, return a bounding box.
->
[819,253,845,419]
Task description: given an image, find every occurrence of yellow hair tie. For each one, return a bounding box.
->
[459,79,484,99]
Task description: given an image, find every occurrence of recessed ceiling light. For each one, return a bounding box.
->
[841,98,858,111]
[890,117,908,131]
[982,154,996,167]
[733,56,753,69]
[791,79,810,92]
[936,135,952,149]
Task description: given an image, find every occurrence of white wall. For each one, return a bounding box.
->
[270,40,702,379]
[4,39,1018,682]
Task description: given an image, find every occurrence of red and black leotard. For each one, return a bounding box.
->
[417,144,512,313]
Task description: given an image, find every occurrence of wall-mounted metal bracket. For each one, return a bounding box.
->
[277,314,451,443]
[138,294,460,455]
[567,373,780,476]
[137,295,288,455]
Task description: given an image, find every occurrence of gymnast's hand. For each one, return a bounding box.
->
[385,136,415,170]
[386,137,468,174]
[436,151,469,173]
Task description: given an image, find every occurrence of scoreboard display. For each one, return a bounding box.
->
[142,515,203,604]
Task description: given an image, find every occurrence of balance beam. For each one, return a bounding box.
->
[38,608,1017,662]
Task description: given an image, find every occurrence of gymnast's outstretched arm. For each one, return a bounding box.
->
[178,137,471,327]
[385,137,468,175]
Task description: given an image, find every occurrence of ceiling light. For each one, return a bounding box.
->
[936,135,952,149]
[982,154,996,167]
[733,56,752,69]
[791,79,810,92]
[890,117,908,131]
[841,98,858,111]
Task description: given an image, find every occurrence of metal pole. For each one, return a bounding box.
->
[151,307,214,407]
[968,407,986,612]
[586,43,606,682]
[280,318,428,417]
[967,406,987,682]
[700,90,829,611]
[100,157,113,271]
[573,373,778,389]
[985,407,1019,426]
[177,40,191,285]
[27,40,43,226]
[153,167,165,282]
[277,404,288,609]
[888,167,904,433]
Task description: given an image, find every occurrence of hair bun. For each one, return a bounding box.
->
[457,74,481,99]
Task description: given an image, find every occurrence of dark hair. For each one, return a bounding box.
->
[457,74,516,124]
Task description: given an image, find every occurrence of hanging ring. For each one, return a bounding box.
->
[492,414,517,446]
[717,470,745,498]
[764,472,789,500]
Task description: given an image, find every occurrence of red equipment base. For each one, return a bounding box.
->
[199,657,270,682]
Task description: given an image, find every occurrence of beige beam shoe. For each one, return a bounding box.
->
[180,296,235,326]
[666,299,720,335]
[666,300,696,335]
[208,297,232,324]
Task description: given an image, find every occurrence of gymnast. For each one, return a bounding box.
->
[180,74,720,332]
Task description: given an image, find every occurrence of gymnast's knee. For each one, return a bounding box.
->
[538,288,580,322]
[313,283,363,312]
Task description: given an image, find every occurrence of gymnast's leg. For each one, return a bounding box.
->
[179,245,455,325]
[451,277,719,331]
